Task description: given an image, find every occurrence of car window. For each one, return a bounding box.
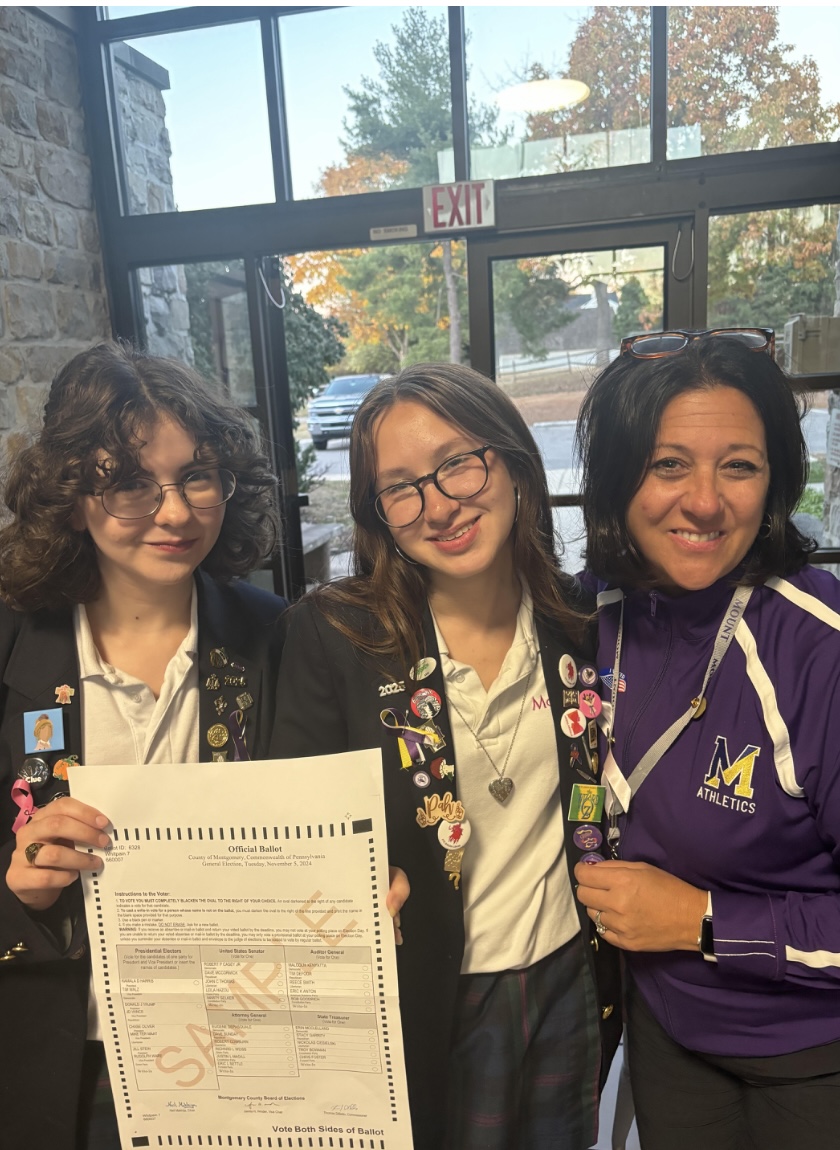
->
[323,375,379,397]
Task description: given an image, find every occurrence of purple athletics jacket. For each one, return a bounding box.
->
[589,565,840,1058]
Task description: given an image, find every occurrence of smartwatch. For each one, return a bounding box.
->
[697,891,716,961]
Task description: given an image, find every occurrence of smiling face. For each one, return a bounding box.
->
[372,400,518,591]
[625,386,770,594]
[75,416,227,599]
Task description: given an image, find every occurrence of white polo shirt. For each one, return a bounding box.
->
[433,591,580,974]
[74,589,200,1038]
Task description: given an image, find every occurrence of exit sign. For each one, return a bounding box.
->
[422,180,495,233]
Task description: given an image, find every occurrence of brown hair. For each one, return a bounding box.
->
[0,341,278,612]
[576,337,813,588]
[307,362,588,670]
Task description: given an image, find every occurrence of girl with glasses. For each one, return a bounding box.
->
[0,341,286,1150]
[575,332,840,1148]
[273,363,620,1150]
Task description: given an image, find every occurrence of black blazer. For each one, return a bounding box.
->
[0,571,286,1150]
[272,595,622,1150]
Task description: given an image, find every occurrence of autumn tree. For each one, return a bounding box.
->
[525,6,839,333]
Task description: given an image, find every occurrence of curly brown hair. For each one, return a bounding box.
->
[308,362,589,672]
[0,341,278,612]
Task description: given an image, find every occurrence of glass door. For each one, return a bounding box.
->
[467,221,693,572]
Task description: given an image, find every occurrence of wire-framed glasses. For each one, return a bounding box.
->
[99,468,237,520]
[620,327,775,359]
[374,445,493,528]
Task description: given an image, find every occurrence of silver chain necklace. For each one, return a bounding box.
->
[448,667,533,805]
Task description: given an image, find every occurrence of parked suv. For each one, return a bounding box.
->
[307,373,386,449]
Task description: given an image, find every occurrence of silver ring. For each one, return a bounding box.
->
[595,909,607,936]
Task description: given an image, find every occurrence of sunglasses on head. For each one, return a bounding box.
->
[620,328,775,359]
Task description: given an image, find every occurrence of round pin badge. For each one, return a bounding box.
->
[410,657,437,681]
[438,819,471,850]
[578,689,602,719]
[206,723,229,749]
[573,824,603,851]
[581,852,605,865]
[413,770,431,788]
[559,655,578,688]
[560,707,587,739]
[579,665,599,687]
[18,756,50,789]
[411,688,442,720]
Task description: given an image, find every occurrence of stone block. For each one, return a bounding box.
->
[14,380,51,428]
[45,250,100,291]
[147,181,175,214]
[3,283,57,339]
[35,99,69,147]
[0,124,20,167]
[152,265,179,292]
[0,42,42,92]
[55,289,97,339]
[44,37,80,109]
[168,297,191,330]
[65,109,87,155]
[0,170,22,236]
[0,6,31,43]
[7,240,42,280]
[0,385,16,432]
[22,344,72,387]
[0,347,25,386]
[0,83,38,138]
[35,144,92,209]
[126,171,148,216]
[79,213,100,254]
[53,206,78,249]
[22,198,54,245]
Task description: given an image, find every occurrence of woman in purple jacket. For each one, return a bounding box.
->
[575,329,840,1149]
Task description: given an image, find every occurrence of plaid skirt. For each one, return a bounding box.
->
[444,934,601,1150]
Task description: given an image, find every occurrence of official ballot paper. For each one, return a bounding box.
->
[69,752,413,1150]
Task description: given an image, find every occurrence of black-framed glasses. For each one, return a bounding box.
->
[620,327,775,359]
[99,468,237,520]
[374,445,493,528]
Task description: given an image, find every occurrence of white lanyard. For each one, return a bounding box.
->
[603,585,753,843]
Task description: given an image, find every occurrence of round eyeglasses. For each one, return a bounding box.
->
[99,468,237,520]
[374,446,493,529]
[620,327,775,359]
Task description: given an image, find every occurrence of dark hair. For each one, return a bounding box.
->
[576,337,813,588]
[0,341,278,611]
[309,362,588,668]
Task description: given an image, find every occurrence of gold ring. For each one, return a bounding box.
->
[25,842,45,865]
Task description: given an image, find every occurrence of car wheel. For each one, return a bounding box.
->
[312,437,328,450]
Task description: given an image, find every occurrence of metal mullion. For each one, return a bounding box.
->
[262,13,293,202]
[91,7,337,43]
[448,7,469,182]
[76,9,143,341]
[650,7,668,169]
[254,256,306,601]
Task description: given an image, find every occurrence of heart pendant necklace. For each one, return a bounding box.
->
[450,668,533,805]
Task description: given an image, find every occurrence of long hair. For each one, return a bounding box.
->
[0,341,278,611]
[576,337,813,588]
[308,362,588,671]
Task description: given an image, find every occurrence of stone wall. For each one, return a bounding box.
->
[0,6,110,456]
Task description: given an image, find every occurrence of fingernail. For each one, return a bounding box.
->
[98,834,111,848]
[95,815,110,828]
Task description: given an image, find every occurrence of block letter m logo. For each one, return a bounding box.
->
[704,736,759,799]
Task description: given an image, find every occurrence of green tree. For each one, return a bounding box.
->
[612,276,651,342]
[492,259,575,359]
[340,7,502,365]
